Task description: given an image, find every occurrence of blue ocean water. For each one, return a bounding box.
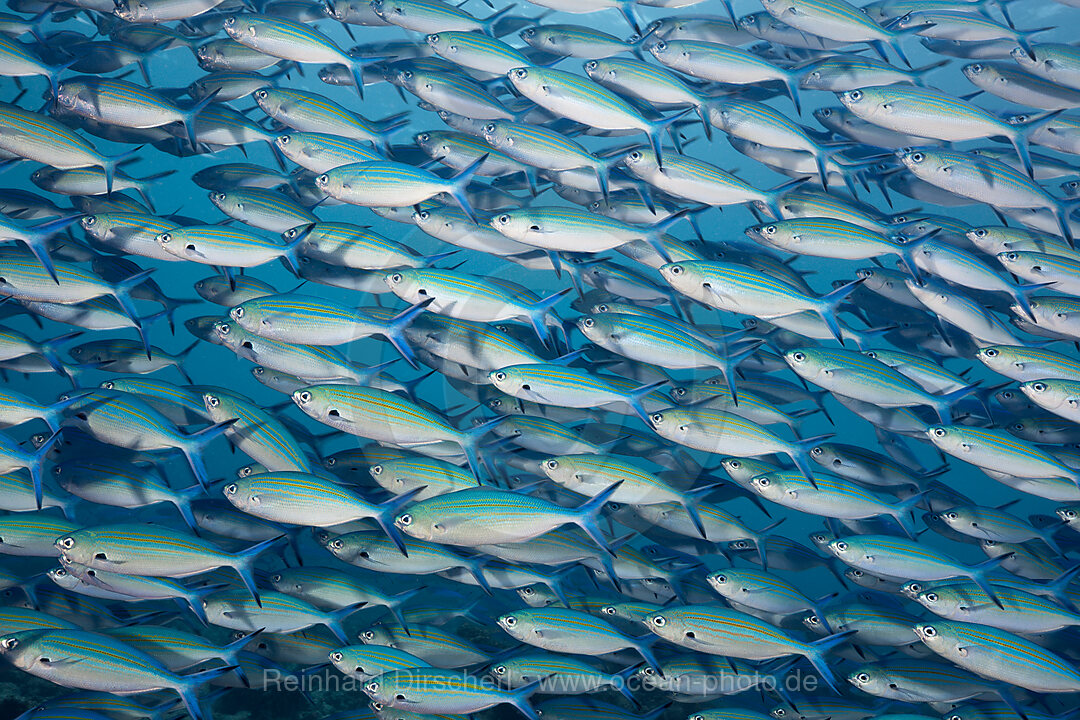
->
[1,0,1079,718]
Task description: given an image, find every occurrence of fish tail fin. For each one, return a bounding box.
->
[480,3,515,35]
[719,339,765,406]
[967,552,1013,609]
[381,297,433,369]
[623,379,668,426]
[931,382,981,424]
[752,518,787,571]
[814,276,865,344]
[911,58,949,86]
[45,57,78,109]
[30,429,62,509]
[180,419,235,489]
[468,557,494,595]
[631,632,663,672]
[1011,109,1065,180]
[1012,281,1055,321]
[891,490,929,539]
[110,266,156,357]
[183,582,230,627]
[180,88,220,150]
[571,479,623,556]
[762,176,811,219]
[387,585,424,632]
[509,678,544,720]
[326,600,367,644]
[525,287,572,347]
[38,330,84,378]
[374,485,427,556]
[279,222,316,278]
[645,107,693,169]
[25,214,80,284]
[612,662,643,706]
[782,70,802,115]
[172,483,204,533]
[221,626,262,685]
[679,482,722,539]
[1046,562,1080,611]
[175,664,237,720]
[791,434,835,489]
[230,533,287,607]
[447,152,489,223]
[804,629,857,693]
[457,414,507,482]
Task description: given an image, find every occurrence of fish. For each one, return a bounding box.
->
[2,2,1080,720]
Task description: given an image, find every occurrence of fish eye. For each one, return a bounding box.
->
[764,225,776,234]
[330,538,344,549]
[650,413,663,424]
[651,615,666,627]
[585,61,597,70]
[1005,252,1018,261]
[330,652,343,662]
[492,664,507,675]
[601,606,616,615]
[502,615,517,627]
[158,233,171,244]
[922,625,937,637]
[984,348,998,357]
[224,483,238,494]
[654,40,666,51]
[101,381,114,389]
[206,395,220,408]
[856,672,870,683]
[232,307,244,318]
[756,476,770,487]
[255,90,268,99]
[581,318,594,328]
[971,64,982,72]
[925,592,938,602]
[806,615,819,625]
[494,372,507,382]
[944,511,957,520]
[911,152,924,163]
[398,513,412,526]
[1031,382,1048,392]
[521,587,534,595]
[791,352,805,362]
[669,264,682,275]
[512,68,528,79]
[390,273,403,283]
[83,216,96,226]
[1,638,17,650]
[366,681,378,692]
[819,108,832,117]
[835,541,848,551]
[596,304,608,312]
[713,573,726,583]
[298,391,312,403]
[543,459,558,471]
[59,537,75,549]
[848,89,862,101]
[224,16,235,24]
[932,427,946,438]
[673,387,686,397]
[279,135,290,145]
[370,464,383,476]
[429,33,439,42]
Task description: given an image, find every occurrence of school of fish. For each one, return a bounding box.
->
[5,0,1080,719]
